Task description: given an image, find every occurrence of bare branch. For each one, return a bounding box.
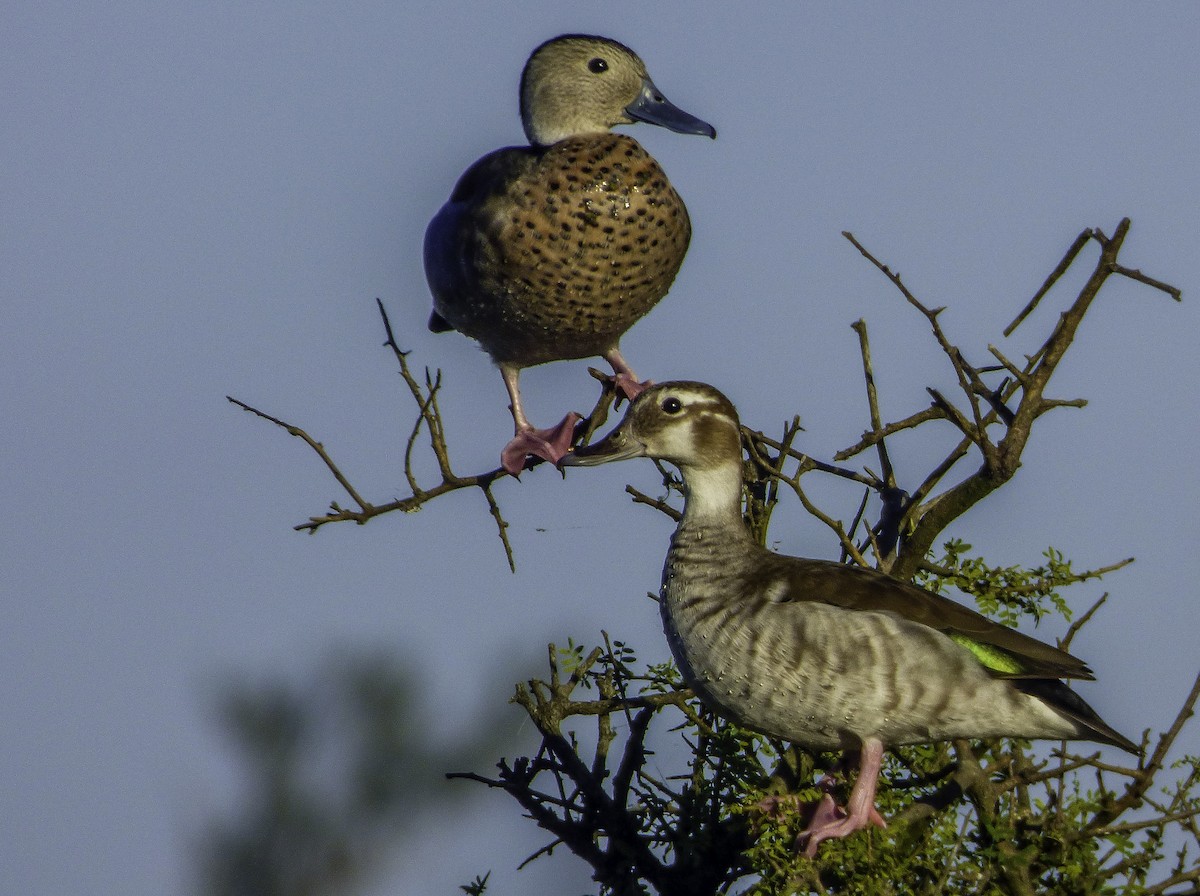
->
[230,300,636,569]
[926,387,985,447]
[850,319,895,489]
[1087,668,1200,832]
[626,485,683,521]
[1004,228,1092,336]
[481,483,517,573]
[880,219,1181,579]
[1109,263,1183,301]
[746,428,879,488]
[227,396,375,513]
[1062,592,1110,650]
[834,405,947,461]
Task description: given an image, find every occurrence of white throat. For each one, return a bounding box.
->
[679,460,744,526]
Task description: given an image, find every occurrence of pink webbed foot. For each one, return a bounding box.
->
[795,779,887,857]
[795,739,888,857]
[500,412,582,475]
[610,372,652,404]
[602,349,651,405]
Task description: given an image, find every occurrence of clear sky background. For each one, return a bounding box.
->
[4,3,1198,895]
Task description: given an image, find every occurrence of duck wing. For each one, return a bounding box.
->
[763,555,1095,681]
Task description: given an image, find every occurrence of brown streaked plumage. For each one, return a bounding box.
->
[563,381,1137,855]
[424,35,715,474]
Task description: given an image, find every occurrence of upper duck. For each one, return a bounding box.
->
[563,382,1137,855]
[424,35,715,474]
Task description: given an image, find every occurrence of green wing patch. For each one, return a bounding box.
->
[948,633,1025,675]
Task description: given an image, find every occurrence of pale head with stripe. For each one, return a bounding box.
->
[562,382,744,521]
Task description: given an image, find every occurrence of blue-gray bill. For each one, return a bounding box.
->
[626,78,717,138]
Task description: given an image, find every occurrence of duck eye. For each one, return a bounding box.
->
[661,397,683,415]
[587,57,609,74]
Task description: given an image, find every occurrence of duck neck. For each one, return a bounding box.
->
[677,461,754,543]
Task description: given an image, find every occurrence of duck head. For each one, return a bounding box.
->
[520,35,717,146]
[562,381,742,471]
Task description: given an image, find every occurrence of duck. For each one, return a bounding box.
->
[424,35,715,475]
[561,381,1137,855]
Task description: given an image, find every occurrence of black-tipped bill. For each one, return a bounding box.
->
[559,426,646,467]
[625,77,716,139]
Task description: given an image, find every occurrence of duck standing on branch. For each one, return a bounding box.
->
[562,381,1137,856]
[424,35,715,475]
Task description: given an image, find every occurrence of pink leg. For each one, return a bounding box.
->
[603,348,652,403]
[501,364,534,433]
[796,738,888,857]
[498,364,580,475]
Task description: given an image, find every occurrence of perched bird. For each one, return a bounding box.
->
[562,381,1137,855]
[424,35,715,474]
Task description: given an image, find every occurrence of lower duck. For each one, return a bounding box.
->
[561,381,1137,855]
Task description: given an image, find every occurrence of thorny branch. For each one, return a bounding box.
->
[227,300,618,571]
[448,637,755,896]
[233,222,1179,589]
[840,220,1181,580]
[624,221,1179,587]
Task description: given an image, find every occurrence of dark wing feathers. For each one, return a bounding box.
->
[1014,680,1138,753]
[426,147,538,337]
[447,146,538,204]
[427,310,454,333]
[764,555,1095,681]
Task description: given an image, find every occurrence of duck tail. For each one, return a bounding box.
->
[1016,679,1140,755]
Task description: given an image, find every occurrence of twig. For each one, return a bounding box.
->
[1109,264,1183,302]
[747,429,879,488]
[834,405,947,461]
[1004,228,1091,336]
[1061,593,1110,650]
[227,396,374,513]
[1087,668,1200,832]
[851,319,895,489]
[626,485,682,521]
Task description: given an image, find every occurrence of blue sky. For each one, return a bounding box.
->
[3,3,1198,894]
